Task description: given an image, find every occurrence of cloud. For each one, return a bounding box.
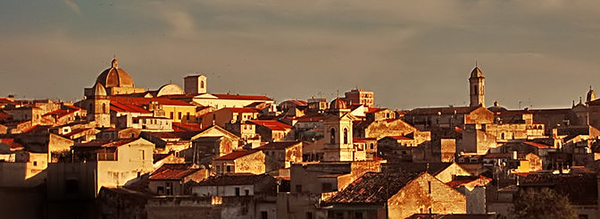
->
[62,0,82,16]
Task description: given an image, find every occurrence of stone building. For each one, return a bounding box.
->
[322,172,466,219]
[212,150,266,175]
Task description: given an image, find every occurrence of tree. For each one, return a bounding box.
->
[512,187,577,219]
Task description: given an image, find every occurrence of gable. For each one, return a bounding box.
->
[465,107,494,124]
[434,163,472,183]
[192,126,240,141]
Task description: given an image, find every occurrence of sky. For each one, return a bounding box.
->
[1,0,600,110]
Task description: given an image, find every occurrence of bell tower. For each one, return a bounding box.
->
[469,66,485,107]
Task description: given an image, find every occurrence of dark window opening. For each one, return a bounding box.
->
[235,187,240,196]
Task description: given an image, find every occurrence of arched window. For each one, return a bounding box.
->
[501,133,505,140]
[343,128,348,144]
[201,81,205,89]
[102,103,106,114]
[330,128,336,144]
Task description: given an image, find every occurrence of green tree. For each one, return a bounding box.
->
[512,187,577,219]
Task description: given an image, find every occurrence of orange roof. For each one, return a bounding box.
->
[111,102,152,114]
[0,138,24,150]
[73,139,137,148]
[249,120,292,131]
[149,164,200,180]
[388,136,413,140]
[110,96,194,107]
[43,109,78,118]
[212,94,273,101]
[524,141,553,149]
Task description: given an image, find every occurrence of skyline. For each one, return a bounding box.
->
[2,0,600,110]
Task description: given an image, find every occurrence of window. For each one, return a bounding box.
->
[235,187,240,196]
[244,189,249,196]
[226,165,231,173]
[261,211,268,219]
[141,150,145,160]
[170,112,174,119]
[306,212,313,219]
[355,212,363,219]
[178,112,182,120]
[165,182,173,195]
[343,128,348,144]
[370,143,374,150]
[330,128,336,144]
[157,186,164,194]
[102,103,107,114]
[428,181,432,194]
[33,161,37,166]
[201,81,205,89]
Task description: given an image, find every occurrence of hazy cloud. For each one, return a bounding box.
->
[1,0,600,109]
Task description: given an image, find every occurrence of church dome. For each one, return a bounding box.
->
[470,66,484,78]
[330,98,348,110]
[93,82,107,96]
[95,59,135,88]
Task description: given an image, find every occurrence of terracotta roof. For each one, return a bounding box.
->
[0,111,11,120]
[110,96,194,107]
[0,138,24,150]
[149,164,200,180]
[172,122,204,132]
[43,109,78,118]
[256,141,301,150]
[0,97,14,104]
[212,94,273,101]
[388,136,413,140]
[194,173,274,186]
[324,171,421,204]
[524,141,553,149]
[213,150,259,161]
[280,100,307,106]
[111,102,152,114]
[249,120,292,131]
[73,139,137,148]
[365,108,386,114]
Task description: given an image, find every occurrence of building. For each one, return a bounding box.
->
[212,150,266,175]
[323,171,466,219]
[344,88,375,107]
[68,138,155,193]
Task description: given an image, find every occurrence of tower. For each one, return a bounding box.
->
[323,98,356,161]
[469,67,485,107]
[184,75,207,94]
[587,86,596,104]
[87,83,111,128]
